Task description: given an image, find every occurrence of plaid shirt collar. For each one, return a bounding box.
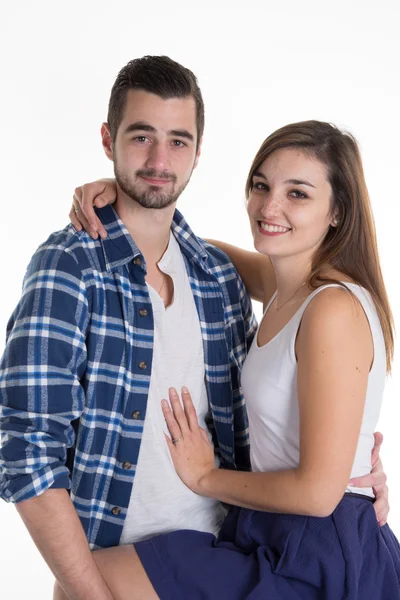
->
[97,205,209,274]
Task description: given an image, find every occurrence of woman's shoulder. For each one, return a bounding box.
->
[308,268,367,304]
[301,276,371,339]
[296,281,373,368]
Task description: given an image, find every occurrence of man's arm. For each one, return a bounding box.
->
[17,490,114,600]
[0,242,110,598]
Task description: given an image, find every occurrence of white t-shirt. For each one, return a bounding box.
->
[120,233,226,544]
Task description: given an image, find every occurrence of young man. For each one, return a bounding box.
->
[0,56,386,600]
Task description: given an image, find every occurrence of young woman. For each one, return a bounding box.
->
[63,121,400,599]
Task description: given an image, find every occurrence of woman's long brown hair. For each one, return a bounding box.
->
[245,120,394,373]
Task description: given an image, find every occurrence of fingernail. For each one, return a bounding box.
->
[182,386,189,394]
[161,399,168,408]
[100,230,108,239]
[169,387,178,396]
[90,230,99,239]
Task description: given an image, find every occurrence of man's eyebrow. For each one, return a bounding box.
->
[169,129,194,142]
[123,123,194,142]
[123,122,156,134]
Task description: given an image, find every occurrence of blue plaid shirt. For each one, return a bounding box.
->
[0,205,256,549]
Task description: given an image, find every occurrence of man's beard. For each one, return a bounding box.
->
[114,165,190,210]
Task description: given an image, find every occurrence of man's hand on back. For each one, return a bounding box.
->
[349,431,389,526]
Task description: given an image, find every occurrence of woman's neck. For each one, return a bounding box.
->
[271,255,313,302]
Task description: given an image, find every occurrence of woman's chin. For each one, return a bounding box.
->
[253,237,282,257]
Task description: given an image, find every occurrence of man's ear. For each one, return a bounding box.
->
[101,123,114,161]
[193,136,203,170]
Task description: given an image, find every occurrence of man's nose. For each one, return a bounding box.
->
[145,142,169,171]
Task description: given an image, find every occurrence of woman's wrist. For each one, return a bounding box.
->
[197,467,219,497]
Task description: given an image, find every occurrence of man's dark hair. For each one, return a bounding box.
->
[107,55,204,148]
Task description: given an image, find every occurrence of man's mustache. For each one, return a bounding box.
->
[136,169,177,182]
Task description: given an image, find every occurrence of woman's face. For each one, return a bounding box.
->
[247,147,337,262]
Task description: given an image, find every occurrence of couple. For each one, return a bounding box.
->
[0,55,398,599]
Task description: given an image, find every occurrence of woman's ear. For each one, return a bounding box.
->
[330,213,340,227]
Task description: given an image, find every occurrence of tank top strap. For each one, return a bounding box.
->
[262,283,347,321]
[287,283,353,332]
[273,283,353,366]
[295,283,347,317]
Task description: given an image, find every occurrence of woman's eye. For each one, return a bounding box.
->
[253,182,268,191]
[290,190,307,199]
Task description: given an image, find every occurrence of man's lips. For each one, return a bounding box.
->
[139,176,172,186]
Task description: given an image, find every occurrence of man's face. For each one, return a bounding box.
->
[103,89,201,209]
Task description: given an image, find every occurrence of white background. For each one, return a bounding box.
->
[1,1,399,597]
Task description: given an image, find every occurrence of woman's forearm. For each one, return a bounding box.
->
[198,467,341,518]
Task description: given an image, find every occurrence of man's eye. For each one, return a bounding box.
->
[134,136,149,143]
[172,140,186,147]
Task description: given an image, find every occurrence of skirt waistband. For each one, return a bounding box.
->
[344,492,375,503]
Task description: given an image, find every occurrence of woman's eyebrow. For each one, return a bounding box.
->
[284,178,316,188]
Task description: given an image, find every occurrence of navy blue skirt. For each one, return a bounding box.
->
[135,494,400,599]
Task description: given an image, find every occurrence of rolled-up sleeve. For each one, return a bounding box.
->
[0,245,89,503]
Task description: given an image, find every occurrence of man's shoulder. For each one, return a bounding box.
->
[35,223,82,254]
[173,210,238,276]
[28,225,103,278]
[201,239,238,274]
[201,240,249,300]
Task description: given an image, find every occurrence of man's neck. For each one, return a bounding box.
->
[114,191,176,267]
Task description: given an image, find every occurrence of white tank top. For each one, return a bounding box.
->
[120,233,225,544]
[241,283,387,498]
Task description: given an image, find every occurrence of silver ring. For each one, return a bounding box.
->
[74,205,81,214]
[172,436,182,444]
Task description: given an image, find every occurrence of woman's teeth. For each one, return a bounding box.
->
[259,222,290,233]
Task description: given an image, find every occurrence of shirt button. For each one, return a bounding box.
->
[111,507,121,516]
[138,361,147,370]
[139,308,148,317]
[131,410,141,419]
[133,256,142,266]
[122,461,132,470]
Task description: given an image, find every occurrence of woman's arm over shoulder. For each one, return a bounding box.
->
[205,239,276,304]
[295,286,374,515]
